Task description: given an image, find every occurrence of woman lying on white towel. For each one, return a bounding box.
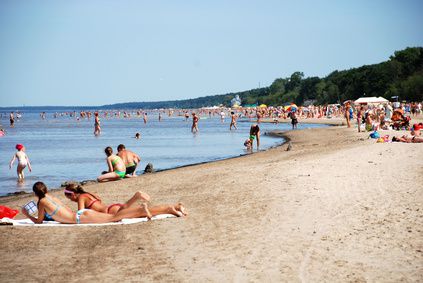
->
[63,183,187,217]
[21,182,186,224]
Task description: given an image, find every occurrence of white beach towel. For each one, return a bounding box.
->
[0,214,175,227]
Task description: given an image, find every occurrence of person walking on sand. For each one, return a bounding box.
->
[191,113,199,133]
[357,106,364,132]
[94,112,101,136]
[117,144,141,177]
[345,103,352,128]
[230,111,237,130]
[9,144,32,181]
[97,147,126,182]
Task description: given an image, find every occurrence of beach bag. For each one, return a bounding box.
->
[0,205,19,219]
[369,131,380,139]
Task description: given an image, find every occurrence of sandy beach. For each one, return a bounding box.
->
[1,118,422,282]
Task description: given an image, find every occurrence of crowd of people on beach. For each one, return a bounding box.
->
[2,99,421,225]
[3,100,422,183]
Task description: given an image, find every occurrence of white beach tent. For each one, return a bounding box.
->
[354,96,389,105]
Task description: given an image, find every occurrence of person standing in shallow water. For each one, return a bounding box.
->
[230,112,237,130]
[94,112,101,136]
[143,112,148,124]
[290,111,298,130]
[9,144,32,181]
[9,112,15,128]
[191,113,199,133]
[249,124,260,149]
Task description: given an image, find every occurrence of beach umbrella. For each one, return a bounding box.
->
[259,104,267,108]
[284,104,298,112]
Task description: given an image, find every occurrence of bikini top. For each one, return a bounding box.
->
[80,193,100,209]
[111,156,122,167]
[44,196,62,221]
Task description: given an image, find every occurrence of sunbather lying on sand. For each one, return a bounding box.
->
[392,135,423,143]
[21,182,186,224]
[64,183,186,216]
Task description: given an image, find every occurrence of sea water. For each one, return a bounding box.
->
[0,109,328,196]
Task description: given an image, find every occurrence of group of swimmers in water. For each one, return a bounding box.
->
[21,181,186,224]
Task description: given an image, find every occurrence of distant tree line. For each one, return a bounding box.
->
[103,47,423,109]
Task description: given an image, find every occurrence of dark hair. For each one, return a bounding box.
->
[104,146,113,156]
[33,181,48,206]
[117,144,125,151]
[65,184,99,200]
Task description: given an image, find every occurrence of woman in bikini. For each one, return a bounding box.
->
[21,182,186,224]
[97,147,126,182]
[63,183,187,216]
[64,183,150,214]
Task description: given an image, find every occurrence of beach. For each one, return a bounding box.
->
[0,119,422,282]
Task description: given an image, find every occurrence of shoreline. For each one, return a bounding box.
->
[0,118,340,201]
[1,118,422,281]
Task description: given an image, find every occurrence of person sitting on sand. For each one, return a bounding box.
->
[21,182,186,224]
[9,144,32,181]
[117,144,141,177]
[64,183,186,216]
[97,147,126,182]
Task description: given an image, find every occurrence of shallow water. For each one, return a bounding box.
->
[0,109,328,196]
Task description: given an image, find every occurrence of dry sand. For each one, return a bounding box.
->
[0,118,422,282]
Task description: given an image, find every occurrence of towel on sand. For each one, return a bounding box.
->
[0,214,175,227]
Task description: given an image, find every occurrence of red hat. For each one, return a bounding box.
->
[16,144,23,150]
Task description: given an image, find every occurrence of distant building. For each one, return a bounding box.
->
[231,95,242,107]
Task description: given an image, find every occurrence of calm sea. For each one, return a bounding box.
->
[0,109,328,196]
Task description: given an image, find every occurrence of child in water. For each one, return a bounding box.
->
[9,144,32,181]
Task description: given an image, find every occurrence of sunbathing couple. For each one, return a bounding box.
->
[21,182,186,224]
[97,145,140,182]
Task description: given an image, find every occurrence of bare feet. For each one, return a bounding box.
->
[142,203,152,220]
[174,203,188,216]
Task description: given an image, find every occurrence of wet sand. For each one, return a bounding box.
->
[0,117,422,282]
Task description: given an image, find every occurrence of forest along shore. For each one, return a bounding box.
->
[0,124,422,282]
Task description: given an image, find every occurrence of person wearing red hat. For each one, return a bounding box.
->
[9,144,32,181]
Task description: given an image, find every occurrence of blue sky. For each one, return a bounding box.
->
[0,0,422,107]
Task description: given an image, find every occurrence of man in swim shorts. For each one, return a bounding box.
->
[117,144,141,177]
